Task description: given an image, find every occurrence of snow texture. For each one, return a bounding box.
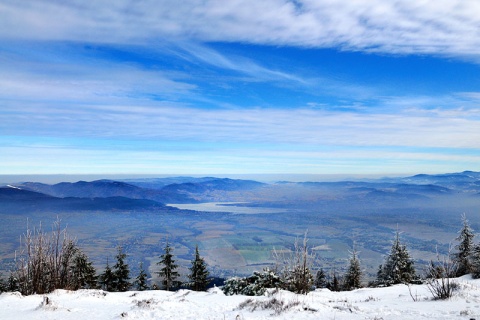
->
[2,276,480,319]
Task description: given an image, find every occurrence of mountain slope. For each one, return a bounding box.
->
[162,178,265,193]
[6,172,480,210]
[119,177,219,190]
[17,178,266,204]
[18,180,151,198]
[394,171,480,192]
[0,186,54,200]
[16,180,195,203]
[0,187,166,212]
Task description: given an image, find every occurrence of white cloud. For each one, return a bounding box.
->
[0,57,197,104]
[3,135,479,175]
[2,101,480,150]
[1,0,479,57]
[0,39,381,113]
[2,1,479,174]
[175,42,308,84]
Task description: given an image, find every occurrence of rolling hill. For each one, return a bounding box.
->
[0,187,166,212]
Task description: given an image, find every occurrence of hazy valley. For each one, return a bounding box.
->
[1,171,480,283]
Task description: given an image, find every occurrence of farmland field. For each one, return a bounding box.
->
[2,173,480,283]
[0,203,466,282]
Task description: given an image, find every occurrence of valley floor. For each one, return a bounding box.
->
[1,276,480,319]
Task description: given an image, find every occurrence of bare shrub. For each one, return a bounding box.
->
[14,218,93,295]
[238,296,305,315]
[427,277,459,300]
[426,248,458,300]
[238,298,254,309]
[273,231,314,294]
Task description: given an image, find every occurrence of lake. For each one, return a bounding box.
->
[167,202,289,214]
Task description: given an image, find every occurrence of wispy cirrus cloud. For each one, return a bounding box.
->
[174,42,309,84]
[1,0,479,58]
[2,1,480,175]
[0,45,198,104]
[0,40,378,109]
[2,101,480,149]
[3,125,480,175]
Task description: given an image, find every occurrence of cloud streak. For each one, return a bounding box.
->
[2,0,480,58]
[2,102,480,150]
[2,1,479,175]
[175,42,309,85]
[3,138,480,175]
[0,50,197,104]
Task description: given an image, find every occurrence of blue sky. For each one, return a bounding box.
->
[1,0,480,176]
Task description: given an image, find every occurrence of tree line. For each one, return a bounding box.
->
[0,219,209,295]
[222,229,416,296]
[0,215,477,298]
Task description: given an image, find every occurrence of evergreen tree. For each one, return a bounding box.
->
[327,271,341,292]
[376,264,384,285]
[7,273,18,292]
[379,230,416,285]
[99,260,115,292]
[426,259,446,279]
[314,268,327,288]
[0,274,6,293]
[454,214,474,276]
[188,245,210,291]
[470,243,480,279]
[113,247,130,292]
[69,250,97,290]
[135,262,149,291]
[344,248,362,290]
[157,239,180,291]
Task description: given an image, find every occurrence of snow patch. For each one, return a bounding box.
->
[2,278,480,319]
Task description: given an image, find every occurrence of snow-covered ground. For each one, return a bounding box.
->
[2,276,480,319]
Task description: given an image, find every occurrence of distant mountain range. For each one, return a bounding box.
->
[0,177,266,212]
[0,187,166,212]
[1,171,479,213]
[395,171,480,191]
[299,170,480,194]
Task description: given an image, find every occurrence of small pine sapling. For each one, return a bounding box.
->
[113,247,130,292]
[453,214,474,277]
[188,245,210,291]
[157,239,181,291]
[135,262,149,291]
[344,247,362,290]
[99,260,115,292]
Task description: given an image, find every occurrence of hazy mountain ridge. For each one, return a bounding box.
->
[13,180,193,204]
[298,181,453,196]
[10,177,266,205]
[0,187,54,200]
[3,171,480,213]
[119,177,221,189]
[385,170,480,192]
[0,187,166,212]
[17,180,158,199]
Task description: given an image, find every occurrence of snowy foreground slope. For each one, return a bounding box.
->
[2,277,480,319]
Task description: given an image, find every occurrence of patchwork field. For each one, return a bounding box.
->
[2,172,480,284]
[0,203,467,283]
